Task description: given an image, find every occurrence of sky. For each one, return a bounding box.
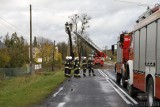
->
[0,0,159,49]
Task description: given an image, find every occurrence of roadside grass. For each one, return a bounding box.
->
[0,71,66,107]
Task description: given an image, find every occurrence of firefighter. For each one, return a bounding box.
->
[64,56,72,77]
[68,56,72,77]
[74,57,81,78]
[64,56,70,77]
[82,57,87,77]
[87,58,96,76]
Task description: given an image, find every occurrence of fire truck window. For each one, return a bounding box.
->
[117,42,122,63]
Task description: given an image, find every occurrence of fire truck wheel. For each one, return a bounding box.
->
[116,73,121,84]
[147,78,155,107]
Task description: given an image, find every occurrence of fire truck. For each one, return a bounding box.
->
[93,52,106,66]
[115,32,132,87]
[115,4,160,106]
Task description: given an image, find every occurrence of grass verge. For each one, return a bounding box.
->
[0,71,66,107]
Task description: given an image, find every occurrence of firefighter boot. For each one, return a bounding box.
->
[64,68,68,77]
[77,71,81,78]
[68,69,71,77]
[91,69,96,76]
[74,70,78,78]
[83,69,86,77]
[89,69,91,76]
[83,73,86,77]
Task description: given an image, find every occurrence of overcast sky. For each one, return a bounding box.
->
[0,0,159,49]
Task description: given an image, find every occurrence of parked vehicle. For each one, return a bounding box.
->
[115,4,160,107]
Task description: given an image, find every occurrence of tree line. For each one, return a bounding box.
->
[0,32,68,68]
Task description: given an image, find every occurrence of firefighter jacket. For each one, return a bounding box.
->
[87,60,93,69]
[74,60,80,70]
[65,60,72,69]
[82,60,87,69]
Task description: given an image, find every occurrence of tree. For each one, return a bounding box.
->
[79,14,91,35]
[69,14,79,33]
[33,36,37,47]
[69,13,91,61]
[3,32,29,68]
[57,42,68,60]
[36,37,53,66]
[0,41,10,67]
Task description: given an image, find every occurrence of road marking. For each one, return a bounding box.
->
[98,69,138,105]
[57,102,66,107]
[98,70,132,105]
[109,79,138,105]
[53,87,64,97]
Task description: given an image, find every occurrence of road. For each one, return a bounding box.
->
[33,69,147,107]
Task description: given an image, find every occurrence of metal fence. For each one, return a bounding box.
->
[0,64,63,79]
[0,65,35,79]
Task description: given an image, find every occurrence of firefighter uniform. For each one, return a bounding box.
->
[64,56,72,77]
[74,57,81,78]
[82,57,87,77]
[87,58,96,76]
[64,56,69,77]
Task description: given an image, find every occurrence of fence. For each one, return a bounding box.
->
[0,65,35,79]
[0,64,63,80]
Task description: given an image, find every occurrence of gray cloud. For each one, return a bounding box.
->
[0,0,159,49]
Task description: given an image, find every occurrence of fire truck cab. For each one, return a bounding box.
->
[115,32,132,87]
[93,52,106,66]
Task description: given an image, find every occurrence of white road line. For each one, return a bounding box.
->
[53,87,64,97]
[109,78,138,105]
[99,69,138,105]
[98,70,132,105]
[57,102,66,107]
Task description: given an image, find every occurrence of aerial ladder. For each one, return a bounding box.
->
[74,32,106,66]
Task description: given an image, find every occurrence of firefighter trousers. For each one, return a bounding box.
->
[74,69,80,77]
[88,68,96,76]
[83,69,86,76]
[65,68,71,77]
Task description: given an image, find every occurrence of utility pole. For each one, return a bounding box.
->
[105,46,108,56]
[30,4,33,74]
[52,40,55,71]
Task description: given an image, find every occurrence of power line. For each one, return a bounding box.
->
[0,17,29,36]
[114,0,154,7]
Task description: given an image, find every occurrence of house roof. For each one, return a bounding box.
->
[0,40,6,49]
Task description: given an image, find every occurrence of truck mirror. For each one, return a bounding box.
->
[120,34,124,43]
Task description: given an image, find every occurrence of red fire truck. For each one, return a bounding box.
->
[93,52,106,66]
[115,32,132,87]
[115,4,160,106]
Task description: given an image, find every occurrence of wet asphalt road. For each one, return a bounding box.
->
[33,69,139,107]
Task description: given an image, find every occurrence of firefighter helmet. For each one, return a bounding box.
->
[69,56,72,60]
[66,56,69,60]
[83,57,86,60]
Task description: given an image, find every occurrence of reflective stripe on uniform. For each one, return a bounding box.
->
[74,74,80,76]
[66,74,71,76]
